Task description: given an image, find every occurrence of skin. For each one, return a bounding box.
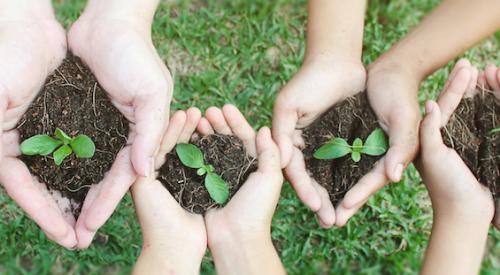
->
[417,60,498,274]
[68,0,172,248]
[133,106,285,275]
[273,0,500,228]
[0,0,76,248]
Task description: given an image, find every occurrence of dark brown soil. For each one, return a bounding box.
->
[302,93,383,206]
[442,91,499,200]
[17,54,128,217]
[158,134,257,214]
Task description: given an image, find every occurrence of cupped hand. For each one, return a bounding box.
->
[333,59,424,226]
[132,108,206,275]
[0,7,77,248]
[272,58,366,227]
[197,105,283,249]
[416,60,495,226]
[67,7,172,247]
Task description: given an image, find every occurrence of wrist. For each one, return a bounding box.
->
[81,0,159,27]
[369,50,427,82]
[0,0,55,20]
[135,246,202,275]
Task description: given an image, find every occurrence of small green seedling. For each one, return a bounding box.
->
[20,128,96,166]
[176,143,229,204]
[314,128,388,162]
[490,127,500,135]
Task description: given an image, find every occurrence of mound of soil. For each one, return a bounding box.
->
[159,134,257,214]
[17,55,128,217]
[442,91,499,199]
[302,93,383,206]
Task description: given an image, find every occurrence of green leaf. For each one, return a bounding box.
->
[20,135,63,156]
[351,151,361,162]
[352,138,363,153]
[362,128,388,156]
[197,167,207,176]
[176,143,204,168]
[53,145,72,166]
[313,138,352,160]
[490,127,500,134]
[71,135,96,158]
[207,165,215,173]
[54,128,72,145]
[205,172,229,204]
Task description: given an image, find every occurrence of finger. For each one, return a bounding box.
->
[272,96,298,168]
[485,64,500,91]
[336,161,389,227]
[437,66,471,126]
[155,110,187,169]
[222,104,256,156]
[0,100,6,159]
[255,127,281,175]
[384,108,420,182]
[197,117,214,135]
[311,181,335,228]
[178,107,201,143]
[2,130,21,157]
[466,66,479,95]
[443,59,471,92]
[420,100,444,153]
[76,148,136,248]
[0,158,77,248]
[336,196,369,227]
[205,107,232,135]
[131,95,168,176]
[284,147,321,211]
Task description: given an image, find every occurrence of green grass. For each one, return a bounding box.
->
[1,0,499,274]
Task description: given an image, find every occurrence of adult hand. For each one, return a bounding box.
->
[68,0,172,247]
[132,108,206,275]
[0,1,76,248]
[200,105,285,275]
[272,58,366,227]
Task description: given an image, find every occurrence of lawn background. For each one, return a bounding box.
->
[0,0,499,274]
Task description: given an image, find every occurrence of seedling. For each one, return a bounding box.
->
[314,128,388,162]
[20,128,96,166]
[176,143,229,204]
[490,127,500,135]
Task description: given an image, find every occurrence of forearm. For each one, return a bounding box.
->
[0,0,54,19]
[421,215,490,275]
[211,236,285,275]
[133,245,202,275]
[375,0,500,81]
[82,0,160,26]
[305,0,366,62]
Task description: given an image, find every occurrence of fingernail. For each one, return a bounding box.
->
[425,101,434,114]
[393,164,404,182]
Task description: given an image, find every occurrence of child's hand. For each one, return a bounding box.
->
[419,60,498,275]
[272,58,366,227]
[132,108,206,275]
[417,60,494,223]
[199,105,286,275]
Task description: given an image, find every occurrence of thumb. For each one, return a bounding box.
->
[384,106,420,182]
[272,96,298,168]
[131,94,168,176]
[420,100,444,153]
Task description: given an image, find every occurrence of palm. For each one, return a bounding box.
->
[0,18,77,248]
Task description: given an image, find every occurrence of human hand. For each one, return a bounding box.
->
[417,60,494,223]
[333,58,423,226]
[418,61,496,275]
[67,0,172,247]
[132,108,206,275]
[200,105,285,275]
[272,57,366,227]
[0,0,77,248]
